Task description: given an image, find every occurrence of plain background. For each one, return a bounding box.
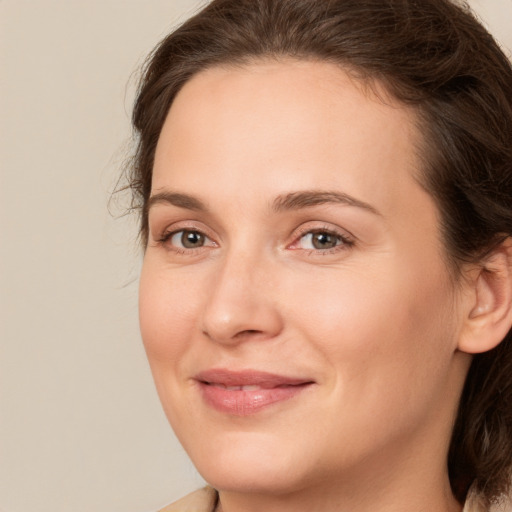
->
[0,1,511,511]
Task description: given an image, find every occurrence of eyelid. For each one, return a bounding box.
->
[150,218,355,256]
[287,223,355,252]
[153,220,219,252]
[167,229,216,247]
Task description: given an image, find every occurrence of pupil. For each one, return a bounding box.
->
[182,231,204,248]
[313,232,336,249]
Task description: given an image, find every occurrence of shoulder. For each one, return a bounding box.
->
[158,487,218,512]
[462,485,511,512]
[155,484,507,512]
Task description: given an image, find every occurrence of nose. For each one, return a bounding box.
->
[201,250,283,345]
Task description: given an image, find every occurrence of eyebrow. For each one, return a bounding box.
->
[271,190,381,215]
[146,192,209,214]
[146,189,381,216]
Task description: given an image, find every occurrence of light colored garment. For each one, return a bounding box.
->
[158,487,217,512]
[158,486,489,512]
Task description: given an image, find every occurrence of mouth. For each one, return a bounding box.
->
[194,369,315,416]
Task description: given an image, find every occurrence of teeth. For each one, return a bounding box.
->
[226,385,263,391]
[212,384,262,391]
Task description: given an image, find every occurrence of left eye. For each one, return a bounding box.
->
[297,231,344,250]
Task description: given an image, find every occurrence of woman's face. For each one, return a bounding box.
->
[140,60,470,496]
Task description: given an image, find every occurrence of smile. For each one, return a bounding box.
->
[212,384,269,391]
[194,369,315,416]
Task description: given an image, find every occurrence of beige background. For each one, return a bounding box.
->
[0,1,510,511]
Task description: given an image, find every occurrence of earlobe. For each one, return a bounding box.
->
[458,239,512,354]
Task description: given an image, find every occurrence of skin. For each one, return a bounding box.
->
[139,60,474,512]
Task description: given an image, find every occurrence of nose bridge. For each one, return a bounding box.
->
[201,243,282,344]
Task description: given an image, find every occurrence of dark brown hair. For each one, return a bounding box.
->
[128,0,512,506]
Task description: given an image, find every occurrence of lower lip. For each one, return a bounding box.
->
[198,382,312,416]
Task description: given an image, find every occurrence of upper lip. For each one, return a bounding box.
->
[194,368,314,388]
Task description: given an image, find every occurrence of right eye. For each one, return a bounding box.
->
[160,229,216,252]
[172,230,206,248]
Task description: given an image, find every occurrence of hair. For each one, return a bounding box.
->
[127,0,512,506]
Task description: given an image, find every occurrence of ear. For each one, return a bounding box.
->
[458,238,512,354]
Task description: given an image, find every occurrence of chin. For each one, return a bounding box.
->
[184,429,311,493]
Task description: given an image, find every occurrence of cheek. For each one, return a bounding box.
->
[291,266,459,463]
[138,261,206,432]
[139,260,200,365]
[286,259,458,397]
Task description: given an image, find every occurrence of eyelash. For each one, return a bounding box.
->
[157,228,216,254]
[289,226,354,255]
[156,225,354,256]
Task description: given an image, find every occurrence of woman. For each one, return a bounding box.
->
[127,0,512,510]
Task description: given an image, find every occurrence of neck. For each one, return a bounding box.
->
[216,467,463,512]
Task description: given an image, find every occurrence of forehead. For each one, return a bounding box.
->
[153,59,425,212]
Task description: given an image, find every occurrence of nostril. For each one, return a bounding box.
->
[201,297,284,345]
[235,329,263,338]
